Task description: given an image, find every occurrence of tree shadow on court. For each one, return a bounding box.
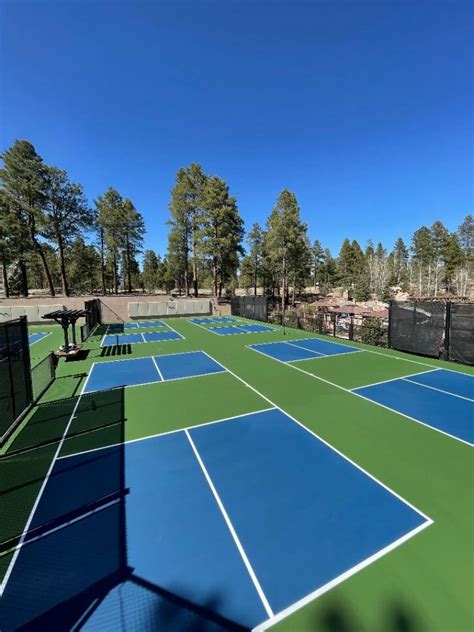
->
[313,597,424,632]
[100,344,133,357]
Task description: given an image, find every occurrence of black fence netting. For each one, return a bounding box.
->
[0,317,33,445]
[449,303,474,365]
[231,296,268,321]
[0,389,127,631]
[389,301,447,358]
[81,299,102,341]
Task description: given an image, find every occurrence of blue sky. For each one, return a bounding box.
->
[2,0,472,258]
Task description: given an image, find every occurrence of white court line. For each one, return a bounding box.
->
[287,338,360,354]
[161,319,185,339]
[0,370,91,596]
[140,333,146,343]
[29,331,52,346]
[99,324,110,348]
[200,352,432,520]
[57,406,277,461]
[252,520,431,632]
[1,497,121,558]
[402,377,474,403]
[185,429,274,619]
[151,356,164,381]
[197,352,433,627]
[351,369,441,390]
[248,345,473,448]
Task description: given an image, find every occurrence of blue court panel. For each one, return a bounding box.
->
[355,379,474,444]
[0,409,429,631]
[28,332,49,345]
[190,316,237,325]
[189,409,428,617]
[251,341,320,362]
[122,322,139,330]
[237,324,275,333]
[288,338,361,356]
[134,320,167,328]
[155,351,225,380]
[84,357,160,393]
[208,325,245,335]
[101,333,144,347]
[406,369,474,400]
[142,330,182,343]
[124,434,267,629]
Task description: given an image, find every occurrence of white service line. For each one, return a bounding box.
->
[99,324,111,348]
[57,406,277,461]
[151,356,164,381]
[402,377,474,402]
[199,353,432,519]
[248,345,472,448]
[184,428,274,619]
[252,520,432,632]
[29,331,52,346]
[351,368,441,390]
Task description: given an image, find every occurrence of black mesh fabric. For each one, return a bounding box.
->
[231,296,268,321]
[0,317,33,444]
[449,303,474,365]
[390,301,446,358]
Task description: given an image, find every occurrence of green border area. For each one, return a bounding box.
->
[1,316,472,631]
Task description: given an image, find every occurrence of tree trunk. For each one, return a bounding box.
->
[100,228,106,296]
[18,258,28,297]
[126,239,132,293]
[30,229,55,296]
[112,251,118,294]
[57,236,69,297]
[1,256,9,298]
[213,257,218,298]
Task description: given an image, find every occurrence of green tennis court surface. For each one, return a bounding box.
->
[0,317,472,631]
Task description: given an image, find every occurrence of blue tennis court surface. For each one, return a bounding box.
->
[208,323,276,335]
[250,337,362,361]
[83,351,226,393]
[101,329,182,347]
[28,332,50,345]
[189,316,238,325]
[0,408,430,630]
[354,369,474,445]
[107,321,167,333]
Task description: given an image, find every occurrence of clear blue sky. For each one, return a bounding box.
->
[2,0,472,258]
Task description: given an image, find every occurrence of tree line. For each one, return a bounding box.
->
[1,140,472,302]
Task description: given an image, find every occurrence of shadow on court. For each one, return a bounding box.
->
[0,386,245,632]
[313,598,424,632]
[100,344,133,357]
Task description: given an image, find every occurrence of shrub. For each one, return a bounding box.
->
[359,317,386,347]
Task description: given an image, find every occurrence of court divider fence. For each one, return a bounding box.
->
[80,298,102,342]
[237,295,473,365]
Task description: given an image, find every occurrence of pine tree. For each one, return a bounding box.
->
[95,188,125,294]
[245,223,264,296]
[142,250,160,292]
[411,226,434,296]
[201,175,244,297]
[122,199,145,293]
[168,164,207,296]
[311,240,324,288]
[265,189,308,311]
[0,140,55,295]
[43,166,94,296]
[66,237,101,294]
[430,220,449,296]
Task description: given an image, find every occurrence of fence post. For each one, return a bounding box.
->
[333,314,336,337]
[444,301,451,360]
[349,315,354,341]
